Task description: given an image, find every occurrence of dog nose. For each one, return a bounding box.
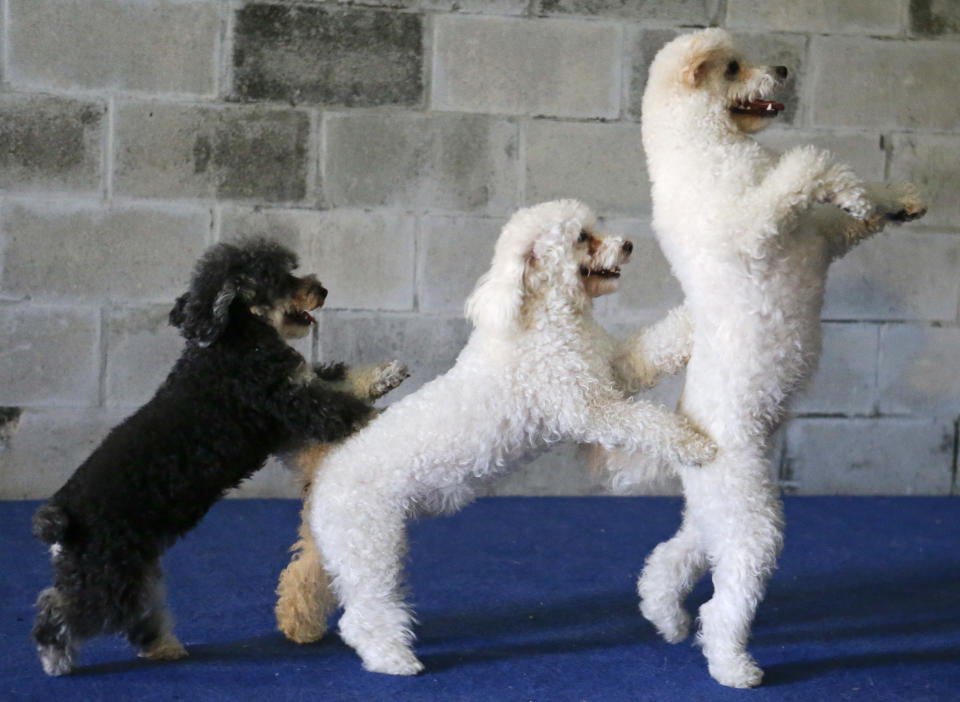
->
[622,240,633,255]
[774,66,788,79]
[313,283,327,301]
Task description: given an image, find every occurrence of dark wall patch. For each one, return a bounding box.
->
[232,4,423,107]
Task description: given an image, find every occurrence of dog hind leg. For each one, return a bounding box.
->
[276,497,337,643]
[312,495,423,675]
[638,516,707,644]
[33,587,80,676]
[685,453,784,688]
[127,564,187,661]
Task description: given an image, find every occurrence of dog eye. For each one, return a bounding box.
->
[578,230,589,243]
[725,60,740,78]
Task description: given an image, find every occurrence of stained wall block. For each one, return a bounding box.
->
[114,102,311,203]
[232,4,423,107]
[322,112,518,214]
[0,96,105,194]
[909,0,960,38]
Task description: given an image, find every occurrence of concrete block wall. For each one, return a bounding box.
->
[0,0,957,499]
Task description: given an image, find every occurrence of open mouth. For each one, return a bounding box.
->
[284,308,317,326]
[730,98,785,118]
[580,265,621,279]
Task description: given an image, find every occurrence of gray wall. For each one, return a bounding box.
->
[1,0,958,499]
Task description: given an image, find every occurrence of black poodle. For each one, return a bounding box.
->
[31,238,400,675]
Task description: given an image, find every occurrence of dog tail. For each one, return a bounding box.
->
[32,504,69,544]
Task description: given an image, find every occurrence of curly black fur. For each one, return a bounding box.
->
[32,238,373,675]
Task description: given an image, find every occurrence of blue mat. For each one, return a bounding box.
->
[1,497,958,701]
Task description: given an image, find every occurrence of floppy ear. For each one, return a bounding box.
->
[464,253,530,334]
[169,278,238,347]
[679,37,712,88]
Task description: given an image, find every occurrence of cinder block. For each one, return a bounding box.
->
[105,305,184,408]
[115,102,310,203]
[7,0,219,95]
[536,0,714,24]
[232,4,422,106]
[221,207,416,311]
[793,323,878,415]
[810,37,960,130]
[524,120,649,217]
[784,418,954,495]
[727,0,902,35]
[0,96,105,193]
[824,230,960,322]
[827,224,959,321]
[755,129,887,182]
[0,305,99,407]
[316,312,471,399]
[418,215,501,313]
[879,325,960,416]
[1,200,209,303]
[432,15,621,119]
[0,408,127,499]
[323,112,518,214]
[909,0,960,38]
[888,134,960,229]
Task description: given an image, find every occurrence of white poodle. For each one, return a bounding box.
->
[277,199,717,674]
[601,29,927,688]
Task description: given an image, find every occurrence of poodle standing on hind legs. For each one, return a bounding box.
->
[31,238,406,676]
[600,29,927,688]
[276,199,718,674]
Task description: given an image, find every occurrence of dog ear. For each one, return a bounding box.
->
[170,278,239,347]
[679,36,712,88]
[464,254,530,334]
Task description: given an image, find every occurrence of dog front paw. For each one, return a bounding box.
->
[369,360,410,399]
[885,182,928,223]
[820,163,873,220]
[673,425,717,467]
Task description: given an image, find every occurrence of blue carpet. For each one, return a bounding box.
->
[1,496,958,701]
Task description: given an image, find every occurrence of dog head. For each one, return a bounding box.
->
[170,238,327,346]
[465,200,632,333]
[645,28,787,135]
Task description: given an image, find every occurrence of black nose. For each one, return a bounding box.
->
[622,240,633,254]
[313,283,327,300]
[774,66,788,79]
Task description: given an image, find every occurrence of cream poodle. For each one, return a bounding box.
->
[275,199,717,674]
[600,29,927,688]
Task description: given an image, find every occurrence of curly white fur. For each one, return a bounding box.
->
[604,29,928,688]
[304,199,716,675]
